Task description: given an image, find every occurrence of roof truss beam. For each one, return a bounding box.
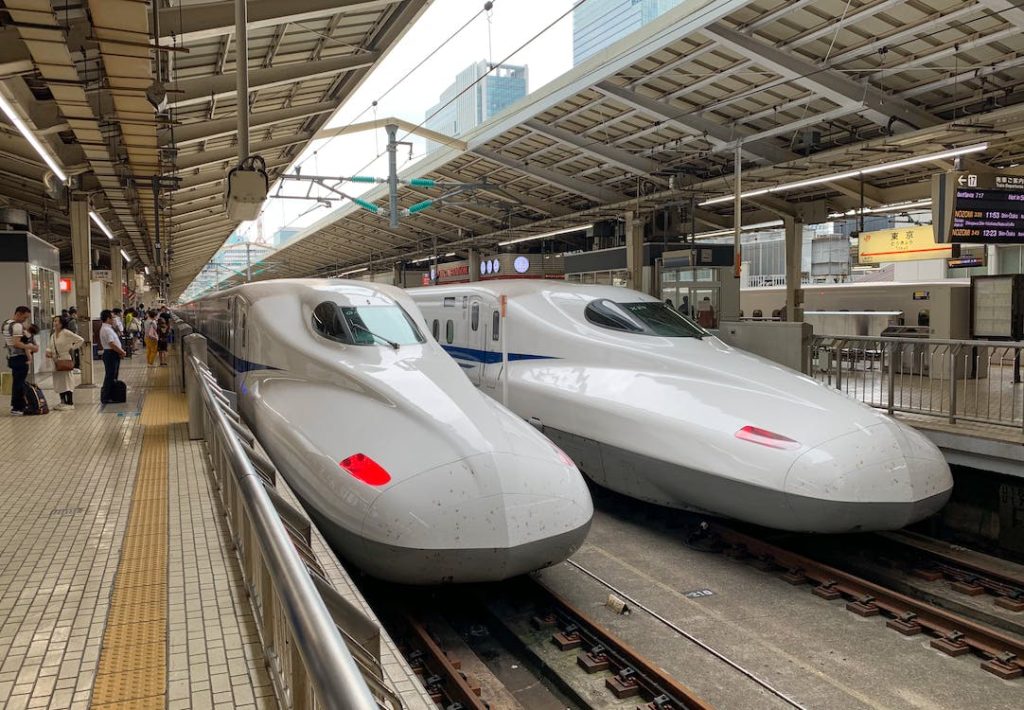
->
[472,149,618,204]
[524,119,665,178]
[175,133,313,171]
[169,54,378,108]
[703,22,940,131]
[163,102,337,146]
[155,0,401,43]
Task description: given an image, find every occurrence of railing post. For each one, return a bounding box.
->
[834,340,844,391]
[887,341,895,415]
[949,345,958,424]
[184,334,208,440]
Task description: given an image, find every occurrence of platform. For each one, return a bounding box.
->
[0,352,431,709]
[535,498,1024,710]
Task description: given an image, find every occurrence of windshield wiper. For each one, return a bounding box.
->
[351,322,400,350]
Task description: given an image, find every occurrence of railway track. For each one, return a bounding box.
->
[705,523,1024,681]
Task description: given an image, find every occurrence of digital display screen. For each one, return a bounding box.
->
[951,188,1024,243]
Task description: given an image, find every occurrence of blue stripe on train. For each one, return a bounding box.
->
[206,337,278,374]
[441,345,555,365]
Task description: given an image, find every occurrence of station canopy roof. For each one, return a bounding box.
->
[0,0,429,294]
[217,0,1024,293]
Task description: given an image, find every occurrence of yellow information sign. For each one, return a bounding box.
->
[858,225,953,264]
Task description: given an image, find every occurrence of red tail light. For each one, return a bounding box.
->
[735,425,800,450]
[340,453,391,486]
[551,442,575,468]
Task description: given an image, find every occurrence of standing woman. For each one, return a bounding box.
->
[144,309,159,366]
[47,314,85,410]
[156,314,169,366]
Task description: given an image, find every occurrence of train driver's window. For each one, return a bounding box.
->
[432,319,440,339]
[446,320,454,344]
[312,302,345,339]
[492,311,500,341]
[471,303,479,331]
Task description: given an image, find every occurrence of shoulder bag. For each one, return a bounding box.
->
[53,335,74,372]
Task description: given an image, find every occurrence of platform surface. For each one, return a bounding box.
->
[0,352,431,709]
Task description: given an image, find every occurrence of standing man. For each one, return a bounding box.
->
[99,309,126,403]
[4,306,37,416]
[66,306,81,369]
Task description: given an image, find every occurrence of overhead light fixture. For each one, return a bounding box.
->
[498,223,595,247]
[827,199,932,219]
[338,267,368,277]
[120,249,131,263]
[697,220,784,239]
[699,144,989,206]
[89,211,115,240]
[0,92,67,183]
[144,266,150,275]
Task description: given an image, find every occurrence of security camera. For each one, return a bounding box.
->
[145,80,168,113]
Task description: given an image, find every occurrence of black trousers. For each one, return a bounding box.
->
[8,354,28,412]
[101,349,120,401]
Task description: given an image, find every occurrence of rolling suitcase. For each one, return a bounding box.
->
[107,380,127,404]
[24,383,49,415]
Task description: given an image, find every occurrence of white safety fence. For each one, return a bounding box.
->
[808,335,1024,431]
[181,329,402,710]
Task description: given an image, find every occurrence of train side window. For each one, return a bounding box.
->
[446,320,454,344]
[443,297,456,308]
[432,319,440,339]
[471,303,479,331]
[492,311,500,341]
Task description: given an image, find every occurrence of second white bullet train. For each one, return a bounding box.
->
[180,279,592,584]
[409,280,953,533]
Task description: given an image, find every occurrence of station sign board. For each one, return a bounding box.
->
[933,170,1024,243]
[857,225,952,264]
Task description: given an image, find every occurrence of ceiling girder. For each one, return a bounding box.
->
[524,119,665,178]
[162,101,337,146]
[472,149,619,204]
[169,53,379,108]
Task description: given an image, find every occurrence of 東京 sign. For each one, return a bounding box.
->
[858,225,952,265]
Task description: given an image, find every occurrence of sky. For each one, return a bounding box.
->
[246,0,576,243]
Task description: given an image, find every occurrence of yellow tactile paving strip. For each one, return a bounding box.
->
[91,367,186,708]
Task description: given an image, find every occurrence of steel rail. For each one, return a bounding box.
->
[558,562,806,709]
[190,354,380,709]
[403,617,488,710]
[710,524,1024,680]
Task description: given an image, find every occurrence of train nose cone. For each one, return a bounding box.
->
[783,420,953,533]
[360,452,592,584]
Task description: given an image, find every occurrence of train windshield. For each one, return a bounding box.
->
[312,302,425,347]
[584,299,705,338]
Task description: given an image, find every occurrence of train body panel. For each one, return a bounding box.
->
[409,280,953,533]
[181,279,592,583]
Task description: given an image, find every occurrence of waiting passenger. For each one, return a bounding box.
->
[4,306,36,416]
[47,314,85,410]
[144,309,159,366]
[696,297,716,329]
[156,315,170,367]
[99,309,126,404]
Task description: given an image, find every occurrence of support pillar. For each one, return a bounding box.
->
[69,197,95,386]
[784,216,804,322]
[468,249,480,282]
[625,210,644,293]
[109,239,123,310]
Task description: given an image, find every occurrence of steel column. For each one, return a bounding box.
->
[70,197,94,386]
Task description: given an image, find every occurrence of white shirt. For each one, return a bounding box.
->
[99,323,122,351]
[114,316,124,333]
[4,319,24,354]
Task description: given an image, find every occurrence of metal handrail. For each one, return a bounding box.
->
[815,333,1024,348]
[187,353,381,710]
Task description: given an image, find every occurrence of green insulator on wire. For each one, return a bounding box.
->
[353,198,380,213]
[407,200,432,214]
[349,175,377,184]
[408,178,436,187]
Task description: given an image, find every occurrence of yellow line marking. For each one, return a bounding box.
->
[92,365,187,707]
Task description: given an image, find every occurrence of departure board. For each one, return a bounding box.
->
[950,187,1024,243]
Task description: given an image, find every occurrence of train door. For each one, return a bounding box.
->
[467,297,485,385]
[481,303,502,393]
[232,298,248,376]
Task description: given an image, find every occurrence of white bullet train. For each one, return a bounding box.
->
[409,280,954,533]
[180,279,592,584]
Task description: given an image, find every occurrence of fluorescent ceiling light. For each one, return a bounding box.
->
[338,267,368,277]
[699,144,988,206]
[0,92,67,183]
[89,211,115,240]
[498,223,595,247]
[697,220,784,239]
[120,249,131,262]
[144,266,150,275]
[828,200,932,219]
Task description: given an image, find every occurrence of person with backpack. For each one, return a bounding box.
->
[47,314,85,410]
[4,306,37,416]
[99,309,126,404]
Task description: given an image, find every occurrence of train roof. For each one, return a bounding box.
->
[407,279,659,303]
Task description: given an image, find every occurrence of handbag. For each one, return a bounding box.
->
[52,337,74,372]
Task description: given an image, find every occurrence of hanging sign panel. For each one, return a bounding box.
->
[857,225,952,264]
[950,187,1024,243]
